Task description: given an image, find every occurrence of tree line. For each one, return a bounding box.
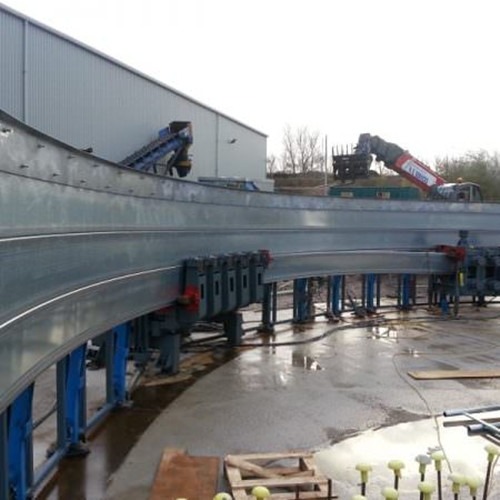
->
[437,151,500,201]
[268,126,500,201]
[267,125,325,175]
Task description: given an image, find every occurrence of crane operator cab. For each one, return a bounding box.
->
[432,182,483,202]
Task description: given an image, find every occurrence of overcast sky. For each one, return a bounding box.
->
[2,0,499,164]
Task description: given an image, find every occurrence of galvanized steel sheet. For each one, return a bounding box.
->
[0,110,500,411]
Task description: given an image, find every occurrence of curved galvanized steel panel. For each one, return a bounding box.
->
[0,110,499,411]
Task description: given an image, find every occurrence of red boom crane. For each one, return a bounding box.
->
[333,134,483,202]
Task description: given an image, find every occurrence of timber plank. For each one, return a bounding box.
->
[231,476,328,488]
[271,492,335,500]
[226,465,247,500]
[226,456,283,479]
[226,452,311,462]
[408,370,500,380]
[241,467,313,478]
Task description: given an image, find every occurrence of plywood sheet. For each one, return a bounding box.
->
[150,448,220,500]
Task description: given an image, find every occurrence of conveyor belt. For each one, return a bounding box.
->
[1,110,500,412]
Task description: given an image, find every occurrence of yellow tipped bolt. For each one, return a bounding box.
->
[388,460,405,489]
[431,451,445,472]
[483,444,500,499]
[466,476,482,497]
[214,494,233,500]
[418,482,435,500]
[449,474,466,494]
[252,487,271,500]
[356,463,373,484]
[484,444,500,463]
[388,460,405,478]
[416,454,432,476]
[381,486,399,499]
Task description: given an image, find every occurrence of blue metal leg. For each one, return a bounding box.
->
[64,345,88,455]
[271,282,278,324]
[361,275,366,308]
[365,274,376,313]
[86,323,131,430]
[260,283,274,333]
[0,411,9,500]
[112,324,130,404]
[330,275,342,317]
[31,359,69,493]
[376,275,381,307]
[224,312,244,346]
[440,293,450,316]
[8,385,34,500]
[293,278,308,323]
[400,274,411,310]
[158,333,181,374]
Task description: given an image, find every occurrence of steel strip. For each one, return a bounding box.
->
[0,109,499,412]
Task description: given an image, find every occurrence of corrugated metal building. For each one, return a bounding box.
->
[0,3,267,182]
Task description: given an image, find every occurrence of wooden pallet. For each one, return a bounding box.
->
[224,452,336,500]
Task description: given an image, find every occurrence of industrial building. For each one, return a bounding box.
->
[0,3,267,184]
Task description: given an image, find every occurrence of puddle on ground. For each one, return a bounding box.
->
[458,378,500,390]
[291,351,323,371]
[368,325,399,341]
[401,347,420,357]
[315,418,500,500]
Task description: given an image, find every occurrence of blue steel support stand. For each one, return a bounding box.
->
[65,345,88,456]
[87,323,131,429]
[0,412,8,500]
[260,283,275,333]
[364,274,376,313]
[440,292,450,316]
[272,282,278,325]
[224,312,244,347]
[293,278,309,323]
[329,276,343,318]
[7,385,34,500]
[33,346,88,491]
[157,331,181,375]
[3,325,131,500]
[427,276,435,307]
[111,324,130,404]
[398,274,412,310]
[376,275,382,308]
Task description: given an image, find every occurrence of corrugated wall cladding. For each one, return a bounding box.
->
[0,6,266,180]
[0,10,23,117]
[218,115,266,179]
[26,25,219,177]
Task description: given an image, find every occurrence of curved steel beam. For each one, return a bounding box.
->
[0,110,499,411]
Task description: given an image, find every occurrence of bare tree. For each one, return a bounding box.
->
[266,154,278,176]
[281,125,323,173]
[282,124,299,173]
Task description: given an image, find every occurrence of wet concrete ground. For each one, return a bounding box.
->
[104,306,500,500]
[35,349,238,499]
[33,305,500,499]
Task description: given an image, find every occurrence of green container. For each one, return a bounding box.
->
[328,186,420,200]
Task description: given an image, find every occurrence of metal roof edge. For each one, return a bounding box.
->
[0,2,268,138]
